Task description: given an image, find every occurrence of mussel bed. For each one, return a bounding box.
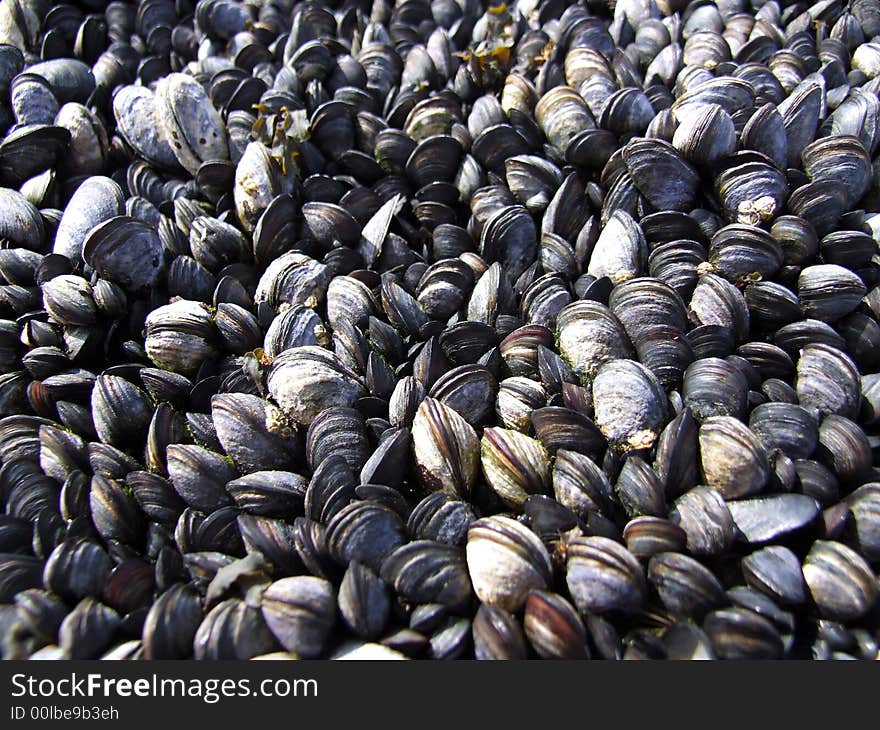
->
[0,0,880,660]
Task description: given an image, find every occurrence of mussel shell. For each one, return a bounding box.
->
[83,216,164,291]
[268,346,365,426]
[796,344,860,419]
[472,603,528,660]
[466,516,552,612]
[142,583,202,659]
[194,598,277,660]
[565,536,646,616]
[802,541,879,622]
[670,486,736,557]
[260,576,336,658]
[648,552,725,619]
[703,607,783,659]
[523,590,588,659]
[592,359,667,453]
[699,416,769,500]
[381,540,472,614]
[326,501,407,573]
[741,546,807,607]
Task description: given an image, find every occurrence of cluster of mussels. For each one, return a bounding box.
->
[0,0,879,661]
